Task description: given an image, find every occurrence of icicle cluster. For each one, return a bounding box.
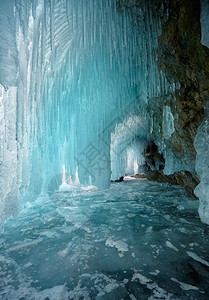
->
[0,0,178,221]
[194,120,209,224]
[193,0,209,225]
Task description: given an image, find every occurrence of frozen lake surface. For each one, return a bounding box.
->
[0,179,209,299]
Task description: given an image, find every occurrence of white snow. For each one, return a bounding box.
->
[171,278,199,291]
[166,241,179,252]
[132,273,151,284]
[105,238,128,253]
[149,270,160,276]
[187,251,209,267]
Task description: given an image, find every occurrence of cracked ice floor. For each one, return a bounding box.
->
[0,179,209,299]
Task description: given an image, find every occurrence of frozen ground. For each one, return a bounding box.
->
[0,179,209,299]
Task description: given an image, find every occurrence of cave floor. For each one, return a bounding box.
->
[0,179,209,299]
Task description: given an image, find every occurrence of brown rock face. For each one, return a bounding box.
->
[145,0,209,196]
[143,141,199,197]
[144,167,199,198]
[158,0,208,127]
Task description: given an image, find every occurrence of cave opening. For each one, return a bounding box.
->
[0,0,209,298]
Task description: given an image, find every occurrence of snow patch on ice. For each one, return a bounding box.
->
[59,182,98,192]
[166,241,179,252]
[132,271,174,299]
[171,278,199,291]
[105,238,128,253]
[103,282,118,293]
[82,185,98,191]
[132,273,151,284]
[187,251,209,267]
[149,270,160,276]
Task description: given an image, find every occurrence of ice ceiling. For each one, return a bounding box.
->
[0,0,209,224]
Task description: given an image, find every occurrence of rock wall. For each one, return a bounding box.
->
[145,0,209,198]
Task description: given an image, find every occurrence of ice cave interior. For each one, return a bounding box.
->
[0,0,209,299]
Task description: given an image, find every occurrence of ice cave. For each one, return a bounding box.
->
[0,0,209,299]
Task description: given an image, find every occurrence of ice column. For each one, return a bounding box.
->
[0,1,19,222]
[0,0,174,220]
[194,0,209,224]
[194,119,209,224]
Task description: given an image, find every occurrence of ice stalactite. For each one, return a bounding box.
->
[0,0,19,222]
[194,119,209,224]
[0,85,18,222]
[0,0,176,221]
[194,0,209,224]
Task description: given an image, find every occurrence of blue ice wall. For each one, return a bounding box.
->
[0,0,174,221]
[194,0,209,225]
[0,0,19,222]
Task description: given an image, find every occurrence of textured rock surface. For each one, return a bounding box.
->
[146,0,209,196]
[144,167,199,198]
[143,142,199,197]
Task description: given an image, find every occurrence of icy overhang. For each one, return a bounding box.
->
[200,0,209,48]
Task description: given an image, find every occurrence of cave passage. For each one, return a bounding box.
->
[1,179,209,299]
[1,0,209,299]
[1,0,208,223]
[0,0,170,221]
